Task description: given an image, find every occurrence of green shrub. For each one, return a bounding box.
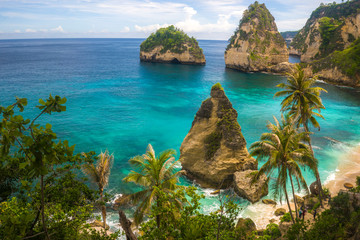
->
[280,212,291,222]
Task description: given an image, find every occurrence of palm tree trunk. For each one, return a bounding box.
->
[119,210,138,240]
[289,173,299,219]
[41,174,50,240]
[284,184,295,224]
[304,124,323,207]
[100,191,107,229]
[156,200,160,229]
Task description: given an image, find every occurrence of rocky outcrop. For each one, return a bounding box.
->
[140,46,205,65]
[290,1,360,87]
[275,208,286,216]
[291,1,360,63]
[225,2,288,72]
[179,83,257,188]
[140,25,205,65]
[234,170,268,203]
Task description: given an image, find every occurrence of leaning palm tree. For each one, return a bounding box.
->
[82,150,114,229]
[123,144,181,227]
[250,115,315,223]
[275,64,327,205]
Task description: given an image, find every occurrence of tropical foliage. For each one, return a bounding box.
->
[275,64,327,205]
[0,96,118,240]
[140,25,203,59]
[82,150,114,229]
[123,144,181,225]
[250,115,315,223]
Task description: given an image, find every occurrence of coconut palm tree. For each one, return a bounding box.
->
[82,150,114,229]
[123,144,181,227]
[274,64,327,205]
[250,115,315,223]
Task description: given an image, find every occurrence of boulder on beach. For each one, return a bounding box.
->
[262,199,277,205]
[274,208,286,216]
[310,181,320,195]
[293,195,304,206]
[234,170,268,203]
[344,183,354,189]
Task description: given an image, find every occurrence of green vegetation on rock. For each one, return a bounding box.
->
[140,25,204,59]
[204,131,222,160]
[291,0,360,57]
[226,1,285,53]
[310,38,360,82]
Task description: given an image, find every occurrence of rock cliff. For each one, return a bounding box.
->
[179,83,257,188]
[224,2,288,72]
[140,25,205,65]
[290,1,360,87]
[291,1,360,62]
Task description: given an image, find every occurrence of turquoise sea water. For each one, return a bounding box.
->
[1,38,360,229]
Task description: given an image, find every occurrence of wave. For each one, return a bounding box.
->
[325,144,360,195]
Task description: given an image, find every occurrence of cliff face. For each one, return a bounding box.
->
[291,1,360,62]
[179,83,257,188]
[291,1,360,87]
[140,25,205,65]
[225,2,288,72]
[140,46,206,65]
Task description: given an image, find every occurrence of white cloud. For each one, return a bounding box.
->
[25,28,37,33]
[122,26,130,33]
[276,18,309,31]
[51,25,64,32]
[135,23,170,32]
[14,30,21,33]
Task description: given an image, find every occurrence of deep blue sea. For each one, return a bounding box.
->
[1,38,360,229]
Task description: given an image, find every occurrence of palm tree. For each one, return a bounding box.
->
[250,115,315,223]
[274,64,327,205]
[123,144,181,227]
[82,150,114,229]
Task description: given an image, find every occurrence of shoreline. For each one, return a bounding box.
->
[242,143,360,229]
[325,144,360,195]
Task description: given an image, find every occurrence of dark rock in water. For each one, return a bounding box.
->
[262,199,277,205]
[210,189,221,195]
[180,83,257,188]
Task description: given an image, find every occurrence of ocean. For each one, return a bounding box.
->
[1,38,359,230]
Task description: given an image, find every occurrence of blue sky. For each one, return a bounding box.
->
[0,0,342,40]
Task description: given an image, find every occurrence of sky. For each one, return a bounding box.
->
[0,0,343,40]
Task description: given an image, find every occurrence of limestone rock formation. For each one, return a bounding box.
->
[291,1,360,63]
[224,2,288,72]
[140,25,205,65]
[179,83,257,188]
[234,170,268,203]
[290,1,360,87]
